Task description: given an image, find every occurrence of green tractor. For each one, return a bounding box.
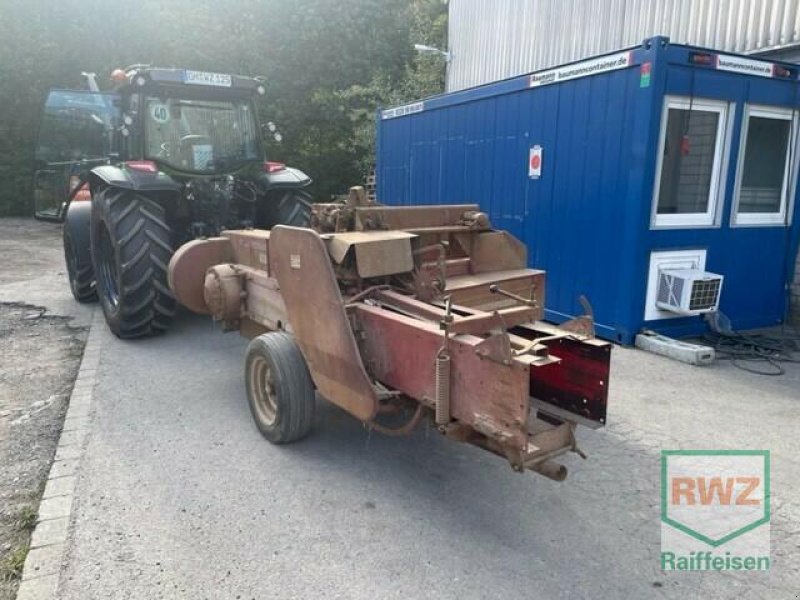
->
[33,67,312,338]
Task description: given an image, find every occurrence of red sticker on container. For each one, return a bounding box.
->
[529,145,542,179]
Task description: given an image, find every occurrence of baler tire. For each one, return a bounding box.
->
[245,332,315,444]
[90,186,176,338]
[64,227,97,303]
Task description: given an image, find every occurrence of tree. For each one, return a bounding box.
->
[0,0,447,214]
[344,0,449,178]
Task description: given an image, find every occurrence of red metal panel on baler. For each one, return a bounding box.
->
[356,304,531,452]
[529,338,610,426]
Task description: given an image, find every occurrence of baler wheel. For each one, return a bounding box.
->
[245,332,315,444]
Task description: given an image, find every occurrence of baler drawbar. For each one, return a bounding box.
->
[168,187,611,479]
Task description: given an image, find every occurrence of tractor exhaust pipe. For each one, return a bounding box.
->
[81,72,99,92]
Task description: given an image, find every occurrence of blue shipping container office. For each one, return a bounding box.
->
[376,36,800,345]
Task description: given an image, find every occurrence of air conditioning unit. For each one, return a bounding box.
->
[655,269,723,315]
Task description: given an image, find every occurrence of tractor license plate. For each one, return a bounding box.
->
[183,70,232,87]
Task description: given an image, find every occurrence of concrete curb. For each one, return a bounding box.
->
[16,309,104,600]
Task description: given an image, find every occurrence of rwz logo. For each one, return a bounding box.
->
[671,475,761,506]
[660,450,770,571]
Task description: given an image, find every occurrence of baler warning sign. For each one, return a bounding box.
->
[529,145,542,179]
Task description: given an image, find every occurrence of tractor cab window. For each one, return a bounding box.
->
[143,96,260,172]
[35,90,119,164]
[33,90,120,219]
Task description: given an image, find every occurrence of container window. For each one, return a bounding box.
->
[732,105,797,226]
[652,97,729,228]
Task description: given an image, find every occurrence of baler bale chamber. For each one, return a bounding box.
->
[168,188,611,480]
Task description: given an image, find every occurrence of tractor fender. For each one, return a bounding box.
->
[89,165,181,193]
[64,199,92,264]
[261,166,312,190]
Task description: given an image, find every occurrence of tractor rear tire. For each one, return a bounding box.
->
[261,188,312,229]
[245,332,316,444]
[64,221,97,303]
[90,186,176,338]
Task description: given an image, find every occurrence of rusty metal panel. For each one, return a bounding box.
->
[447,306,535,336]
[355,304,530,452]
[373,290,535,336]
[325,231,416,278]
[354,204,480,230]
[243,270,288,333]
[167,237,233,314]
[268,226,378,422]
[446,269,545,317]
[224,229,271,273]
[466,231,527,274]
[373,289,450,321]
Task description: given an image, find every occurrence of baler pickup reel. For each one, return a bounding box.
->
[168,188,610,480]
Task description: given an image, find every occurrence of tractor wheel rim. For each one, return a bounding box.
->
[251,355,278,426]
[98,223,120,310]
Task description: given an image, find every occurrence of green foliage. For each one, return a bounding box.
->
[348,0,449,176]
[0,0,447,215]
[14,505,37,532]
[0,544,28,581]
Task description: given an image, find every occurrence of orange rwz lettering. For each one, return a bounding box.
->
[672,476,760,506]
[736,477,761,506]
[671,477,696,505]
[698,476,735,505]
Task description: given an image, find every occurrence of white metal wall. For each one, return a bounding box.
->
[447,0,800,91]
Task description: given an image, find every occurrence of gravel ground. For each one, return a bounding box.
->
[0,220,89,599]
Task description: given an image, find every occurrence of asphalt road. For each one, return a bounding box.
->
[60,320,800,599]
[3,220,799,599]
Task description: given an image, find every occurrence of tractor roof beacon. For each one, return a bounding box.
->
[33,66,313,339]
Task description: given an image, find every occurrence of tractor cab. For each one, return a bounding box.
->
[139,94,260,173]
[33,67,269,219]
[113,68,267,175]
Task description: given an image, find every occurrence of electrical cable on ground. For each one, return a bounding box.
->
[701,327,800,376]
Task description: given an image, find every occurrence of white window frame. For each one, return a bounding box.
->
[731,104,798,227]
[650,96,730,229]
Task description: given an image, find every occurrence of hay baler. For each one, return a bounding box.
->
[168,189,611,479]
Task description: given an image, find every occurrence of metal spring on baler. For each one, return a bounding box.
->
[435,349,451,426]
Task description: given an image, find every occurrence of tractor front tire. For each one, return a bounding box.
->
[90,187,176,338]
[245,332,316,444]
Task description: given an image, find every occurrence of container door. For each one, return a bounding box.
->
[721,100,800,325]
[33,90,119,220]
